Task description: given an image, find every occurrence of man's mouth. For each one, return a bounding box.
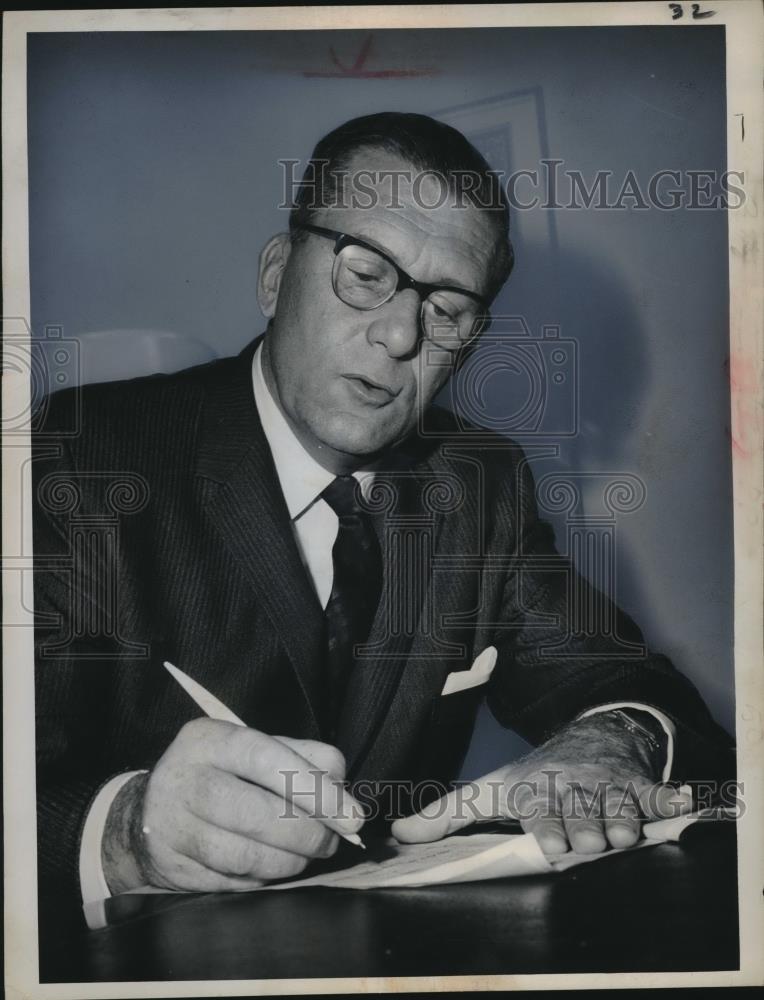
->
[342,374,401,406]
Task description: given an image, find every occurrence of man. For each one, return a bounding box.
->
[34,112,733,904]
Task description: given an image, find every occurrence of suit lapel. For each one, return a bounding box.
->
[195,339,326,735]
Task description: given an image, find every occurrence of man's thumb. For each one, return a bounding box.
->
[391,778,498,844]
[638,781,694,821]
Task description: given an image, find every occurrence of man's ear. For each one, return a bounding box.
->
[257,233,292,318]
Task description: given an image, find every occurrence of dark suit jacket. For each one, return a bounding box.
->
[33,337,734,899]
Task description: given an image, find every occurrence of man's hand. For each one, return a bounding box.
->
[102,719,364,893]
[392,712,692,854]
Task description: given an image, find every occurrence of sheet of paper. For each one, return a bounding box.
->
[263,832,552,891]
[119,810,718,899]
[229,808,725,892]
[83,810,726,928]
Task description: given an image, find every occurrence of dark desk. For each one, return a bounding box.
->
[39,821,738,983]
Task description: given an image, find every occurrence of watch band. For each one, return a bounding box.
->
[608,708,664,754]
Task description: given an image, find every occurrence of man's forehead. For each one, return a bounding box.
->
[314,150,497,291]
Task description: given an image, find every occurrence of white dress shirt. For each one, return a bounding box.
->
[249,343,375,609]
[78,343,674,906]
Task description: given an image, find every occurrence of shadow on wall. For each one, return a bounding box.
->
[446,237,654,611]
[456,239,656,777]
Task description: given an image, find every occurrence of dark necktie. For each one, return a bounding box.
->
[320,475,383,740]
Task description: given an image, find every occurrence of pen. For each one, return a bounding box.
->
[163,660,365,849]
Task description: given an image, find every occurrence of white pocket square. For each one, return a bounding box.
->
[440,646,498,696]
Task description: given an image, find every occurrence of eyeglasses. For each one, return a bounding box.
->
[296,223,490,351]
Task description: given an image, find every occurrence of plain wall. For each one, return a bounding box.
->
[27,27,733,773]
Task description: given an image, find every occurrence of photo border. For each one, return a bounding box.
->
[3,3,763,995]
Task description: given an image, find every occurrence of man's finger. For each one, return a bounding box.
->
[214,726,364,836]
[155,847,268,893]
[602,786,641,849]
[188,767,339,859]
[392,772,508,844]
[560,783,607,854]
[638,781,694,821]
[514,787,568,854]
[273,736,347,781]
[180,817,311,882]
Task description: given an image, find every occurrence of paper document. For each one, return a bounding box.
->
[118,809,723,897]
[248,806,728,892]
[254,806,732,892]
[82,809,730,928]
[127,813,701,898]
[256,830,669,891]
[267,832,552,890]
[115,829,655,905]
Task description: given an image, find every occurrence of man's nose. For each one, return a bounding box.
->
[365,289,421,358]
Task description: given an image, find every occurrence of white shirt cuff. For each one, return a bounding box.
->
[79,770,148,907]
[577,702,676,783]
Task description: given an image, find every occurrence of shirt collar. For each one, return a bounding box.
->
[251,342,374,521]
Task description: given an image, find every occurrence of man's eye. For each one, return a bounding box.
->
[427,299,458,321]
[348,268,383,284]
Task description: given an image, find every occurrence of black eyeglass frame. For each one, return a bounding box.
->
[295,222,491,347]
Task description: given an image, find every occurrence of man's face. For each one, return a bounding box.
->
[261,150,499,473]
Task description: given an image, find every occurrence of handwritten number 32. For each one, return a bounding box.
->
[669,4,716,18]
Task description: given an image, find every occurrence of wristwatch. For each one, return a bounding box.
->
[608,708,665,756]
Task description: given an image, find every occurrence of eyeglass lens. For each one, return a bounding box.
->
[332,244,484,348]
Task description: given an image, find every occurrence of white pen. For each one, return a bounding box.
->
[163,660,365,849]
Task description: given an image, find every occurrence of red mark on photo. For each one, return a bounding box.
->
[725,354,762,459]
[304,35,437,79]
